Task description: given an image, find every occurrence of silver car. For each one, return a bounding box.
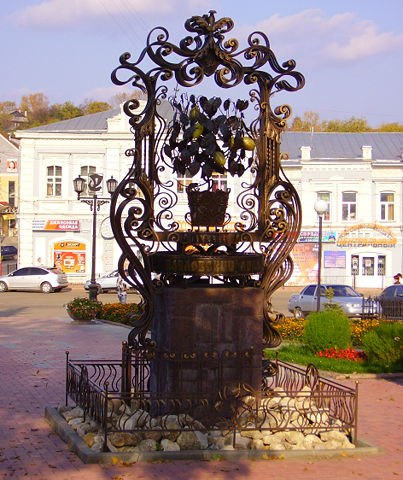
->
[84,270,158,293]
[0,266,68,293]
[84,270,120,294]
[288,284,369,319]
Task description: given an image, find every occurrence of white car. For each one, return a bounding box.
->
[287,284,377,319]
[0,266,68,293]
[84,270,121,293]
[84,269,158,293]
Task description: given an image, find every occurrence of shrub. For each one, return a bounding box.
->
[303,310,351,353]
[350,317,380,346]
[66,297,103,321]
[276,317,305,342]
[101,302,142,325]
[362,322,403,368]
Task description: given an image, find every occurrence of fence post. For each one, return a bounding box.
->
[103,381,109,452]
[121,341,131,403]
[65,351,69,407]
[354,381,359,445]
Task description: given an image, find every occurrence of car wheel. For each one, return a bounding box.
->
[40,282,53,293]
[293,307,304,319]
[0,281,8,292]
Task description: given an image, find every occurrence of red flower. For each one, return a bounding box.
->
[316,347,366,362]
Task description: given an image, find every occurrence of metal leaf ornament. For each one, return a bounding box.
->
[164,94,255,182]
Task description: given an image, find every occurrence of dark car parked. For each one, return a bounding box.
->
[378,284,403,320]
[1,245,18,260]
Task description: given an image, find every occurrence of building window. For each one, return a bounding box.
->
[380,192,394,221]
[378,256,386,276]
[47,166,62,196]
[80,166,97,196]
[362,257,374,276]
[317,192,330,221]
[8,181,15,207]
[342,192,356,221]
[211,173,228,192]
[176,172,193,194]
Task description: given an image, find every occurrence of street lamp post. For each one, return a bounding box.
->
[314,199,328,312]
[73,173,118,301]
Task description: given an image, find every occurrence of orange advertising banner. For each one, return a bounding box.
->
[32,220,80,231]
[53,242,86,273]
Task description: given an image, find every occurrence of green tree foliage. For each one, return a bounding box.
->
[0,101,17,113]
[1,95,402,135]
[377,122,403,132]
[0,102,19,136]
[322,116,370,132]
[0,93,115,133]
[51,101,83,120]
[82,101,111,115]
[20,93,50,125]
[289,111,320,131]
[289,111,402,133]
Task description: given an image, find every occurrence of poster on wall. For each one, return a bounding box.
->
[53,241,86,273]
[324,251,346,268]
[287,243,318,286]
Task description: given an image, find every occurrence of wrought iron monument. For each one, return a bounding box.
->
[110,10,304,352]
[59,12,361,455]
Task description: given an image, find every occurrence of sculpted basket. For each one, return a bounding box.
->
[187,187,229,227]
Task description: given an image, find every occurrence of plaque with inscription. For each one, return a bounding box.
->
[151,253,264,276]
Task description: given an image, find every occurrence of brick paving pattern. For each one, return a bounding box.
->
[0,315,401,480]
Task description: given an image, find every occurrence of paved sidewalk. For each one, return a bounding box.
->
[0,315,401,480]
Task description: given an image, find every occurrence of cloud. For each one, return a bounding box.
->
[76,85,127,104]
[243,9,403,66]
[11,0,209,29]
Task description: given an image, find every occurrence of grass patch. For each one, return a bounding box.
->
[264,345,402,374]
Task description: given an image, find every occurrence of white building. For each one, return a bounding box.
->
[281,132,403,288]
[15,107,403,289]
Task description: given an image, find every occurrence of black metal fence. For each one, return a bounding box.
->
[363,297,403,321]
[65,347,358,452]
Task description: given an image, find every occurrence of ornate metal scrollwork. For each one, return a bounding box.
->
[110,10,304,349]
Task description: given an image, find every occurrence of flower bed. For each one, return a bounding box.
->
[65,298,142,324]
[101,302,142,325]
[280,316,381,346]
[350,318,380,345]
[276,317,305,342]
[65,298,103,321]
[316,348,366,362]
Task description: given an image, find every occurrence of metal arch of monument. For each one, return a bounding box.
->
[110,10,304,395]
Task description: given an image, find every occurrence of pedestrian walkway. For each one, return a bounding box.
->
[0,315,401,480]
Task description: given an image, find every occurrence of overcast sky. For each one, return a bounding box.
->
[2,0,403,127]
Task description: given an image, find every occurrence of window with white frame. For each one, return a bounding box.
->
[317,191,330,221]
[211,173,228,192]
[80,165,96,196]
[380,192,394,221]
[47,166,62,196]
[342,192,356,221]
[176,171,194,195]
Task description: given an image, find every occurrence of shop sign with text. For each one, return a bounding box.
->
[299,231,337,243]
[337,223,396,247]
[32,219,80,231]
